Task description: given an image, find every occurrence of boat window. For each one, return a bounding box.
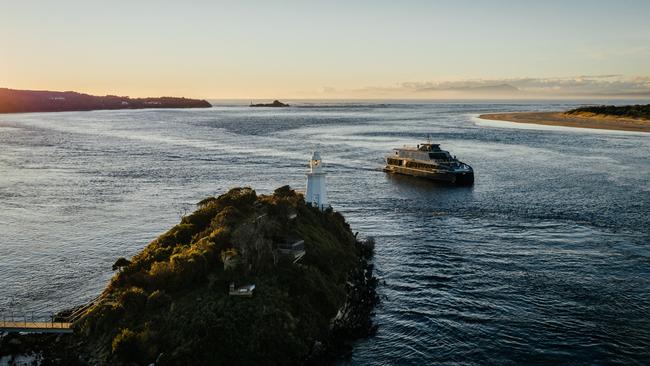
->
[406,161,436,170]
[429,152,449,160]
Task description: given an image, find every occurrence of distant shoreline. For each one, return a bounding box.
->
[0,88,211,114]
[478,111,650,133]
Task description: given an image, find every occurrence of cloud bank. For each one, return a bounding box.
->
[318,75,650,99]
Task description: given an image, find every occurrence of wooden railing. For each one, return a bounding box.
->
[0,292,106,334]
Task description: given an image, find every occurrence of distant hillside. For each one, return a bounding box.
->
[453,83,520,93]
[414,83,521,97]
[0,88,211,113]
[565,104,650,120]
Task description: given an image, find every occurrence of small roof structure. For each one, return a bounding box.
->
[229,282,255,297]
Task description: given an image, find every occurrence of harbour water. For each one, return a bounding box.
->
[1,102,649,364]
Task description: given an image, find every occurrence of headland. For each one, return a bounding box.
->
[0,186,378,365]
[0,88,212,114]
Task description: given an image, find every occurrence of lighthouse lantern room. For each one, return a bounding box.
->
[305,151,328,210]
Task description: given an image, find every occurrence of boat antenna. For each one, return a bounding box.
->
[427,134,431,144]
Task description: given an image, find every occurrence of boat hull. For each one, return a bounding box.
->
[383,165,474,186]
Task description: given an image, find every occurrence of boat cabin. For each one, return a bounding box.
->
[388,143,454,165]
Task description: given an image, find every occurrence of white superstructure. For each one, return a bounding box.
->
[305,151,328,210]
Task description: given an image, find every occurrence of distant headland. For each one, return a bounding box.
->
[479,104,650,133]
[0,88,212,114]
[249,100,290,107]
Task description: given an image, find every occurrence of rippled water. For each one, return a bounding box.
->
[1,102,649,364]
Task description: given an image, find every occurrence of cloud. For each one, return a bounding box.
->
[317,75,650,98]
[508,75,650,96]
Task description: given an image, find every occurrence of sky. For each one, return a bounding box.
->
[1,0,649,99]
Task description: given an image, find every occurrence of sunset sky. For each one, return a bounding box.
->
[1,0,649,99]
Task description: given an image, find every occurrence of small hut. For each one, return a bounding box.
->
[277,240,305,262]
[229,282,255,297]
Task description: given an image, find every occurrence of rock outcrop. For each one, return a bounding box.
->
[250,100,290,107]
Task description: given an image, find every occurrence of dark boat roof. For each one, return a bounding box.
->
[389,142,459,163]
[394,143,444,152]
[416,143,441,152]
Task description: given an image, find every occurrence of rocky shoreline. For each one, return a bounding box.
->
[0,332,81,365]
[307,238,380,364]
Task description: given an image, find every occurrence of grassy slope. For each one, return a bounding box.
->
[76,186,363,365]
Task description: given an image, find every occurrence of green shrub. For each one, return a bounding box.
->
[147,290,171,310]
[197,196,218,208]
[217,187,257,209]
[146,260,174,290]
[118,287,147,313]
[111,257,131,271]
[111,328,141,362]
[79,303,124,335]
[273,185,295,198]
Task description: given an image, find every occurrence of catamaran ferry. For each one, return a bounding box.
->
[383,142,474,185]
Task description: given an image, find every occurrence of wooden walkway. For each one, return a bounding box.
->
[0,292,107,334]
[0,320,73,334]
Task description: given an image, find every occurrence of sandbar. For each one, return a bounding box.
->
[478,112,650,133]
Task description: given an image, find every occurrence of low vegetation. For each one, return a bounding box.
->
[75,186,377,365]
[565,104,650,120]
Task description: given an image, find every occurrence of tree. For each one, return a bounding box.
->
[273,185,295,198]
[112,257,131,271]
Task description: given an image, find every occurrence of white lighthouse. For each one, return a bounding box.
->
[305,151,328,210]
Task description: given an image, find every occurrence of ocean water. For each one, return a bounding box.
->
[1,102,649,364]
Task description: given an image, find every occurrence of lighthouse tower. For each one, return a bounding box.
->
[305,151,328,210]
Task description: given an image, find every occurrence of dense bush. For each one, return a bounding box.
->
[111,257,131,271]
[566,104,650,119]
[118,287,147,314]
[111,328,141,362]
[146,290,171,310]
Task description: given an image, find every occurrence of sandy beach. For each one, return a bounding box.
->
[478,112,650,133]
